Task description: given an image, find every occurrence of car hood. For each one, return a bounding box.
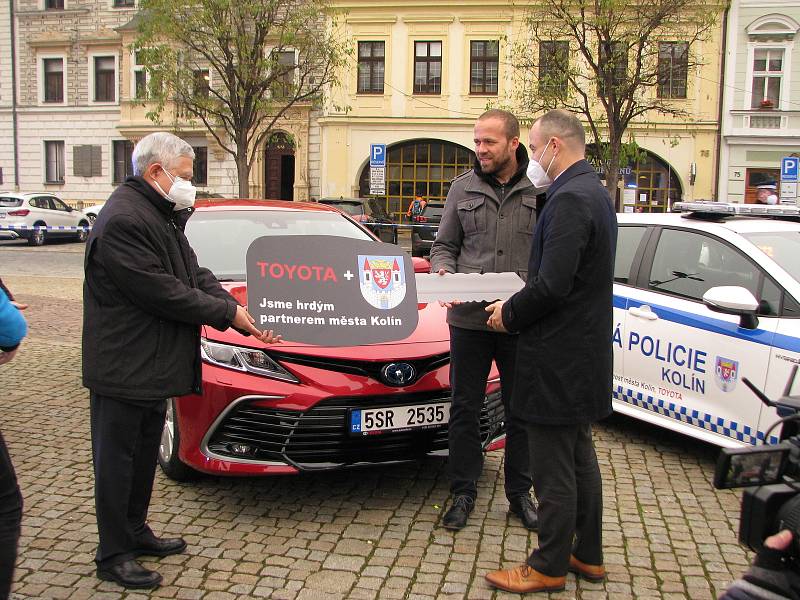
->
[203,282,450,357]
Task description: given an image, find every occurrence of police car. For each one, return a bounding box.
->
[614,202,800,447]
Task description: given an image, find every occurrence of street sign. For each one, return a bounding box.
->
[370,144,386,167]
[369,166,386,195]
[782,156,799,183]
[369,143,386,194]
[780,182,797,203]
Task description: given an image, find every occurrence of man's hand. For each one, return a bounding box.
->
[764,530,793,551]
[435,268,462,308]
[0,348,18,365]
[486,301,507,332]
[232,305,282,344]
[11,301,28,311]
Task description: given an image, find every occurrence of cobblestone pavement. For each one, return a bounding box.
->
[0,271,749,599]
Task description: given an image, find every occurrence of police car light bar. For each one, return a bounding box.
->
[673,201,800,217]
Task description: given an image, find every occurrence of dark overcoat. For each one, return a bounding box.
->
[501,159,618,424]
[82,176,237,402]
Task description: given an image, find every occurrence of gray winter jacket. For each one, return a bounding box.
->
[429,146,544,330]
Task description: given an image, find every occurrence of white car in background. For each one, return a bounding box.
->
[81,202,104,223]
[614,202,800,448]
[0,192,91,246]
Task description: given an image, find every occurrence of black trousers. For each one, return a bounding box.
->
[0,430,22,600]
[90,393,166,568]
[525,422,603,577]
[448,325,531,500]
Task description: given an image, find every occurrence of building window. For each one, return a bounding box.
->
[44,141,65,184]
[193,69,210,98]
[751,48,784,109]
[414,41,442,95]
[113,0,134,6]
[271,51,296,98]
[357,41,385,94]
[470,41,498,95]
[93,56,116,102]
[658,42,688,99]
[598,41,627,95]
[192,146,207,185]
[745,168,780,203]
[112,140,134,184]
[45,0,64,9]
[132,51,148,99]
[43,58,64,103]
[358,139,475,220]
[538,41,569,97]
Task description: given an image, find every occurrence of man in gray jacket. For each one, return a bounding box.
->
[430,109,543,530]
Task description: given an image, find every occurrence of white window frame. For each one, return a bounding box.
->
[745,44,791,110]
[130,49,150,100]
[43,140,65,185]
[37,53,67,106]
[268,48,298,97]
[88,51,119,105]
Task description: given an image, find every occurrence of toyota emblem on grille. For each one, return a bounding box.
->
[381,362,416,386]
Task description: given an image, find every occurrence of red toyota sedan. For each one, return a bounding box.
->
[158,199,505,479]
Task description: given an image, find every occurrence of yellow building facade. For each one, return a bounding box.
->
[321,1,726,217]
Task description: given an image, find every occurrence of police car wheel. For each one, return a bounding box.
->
[158,399,198,481]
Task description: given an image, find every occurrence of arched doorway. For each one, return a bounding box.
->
[588,146,682,212]
[264,132,295,200]
[358,139,475,221]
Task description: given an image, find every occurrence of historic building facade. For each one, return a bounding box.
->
[0,1,320,204]
[320,1,727,219]
[718,0,800,204]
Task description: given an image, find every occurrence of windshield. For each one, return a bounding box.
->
[185,209,373,280]
[319,200,363,216]
[0,197,23,207]
[741,231,800,282]
[422,204,445,218]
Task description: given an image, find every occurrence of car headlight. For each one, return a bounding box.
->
[200,338,298,383]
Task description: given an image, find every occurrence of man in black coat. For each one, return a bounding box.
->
[484,109,617,593]
[83,132,280,589]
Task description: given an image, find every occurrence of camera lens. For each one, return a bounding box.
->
[776,494,800,556]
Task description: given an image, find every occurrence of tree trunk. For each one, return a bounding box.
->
[605,132,623,212]
[236,153,250,199]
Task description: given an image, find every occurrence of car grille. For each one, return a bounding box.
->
[205,391,505,469]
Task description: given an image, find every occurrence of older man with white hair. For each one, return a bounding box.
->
[83,132,280,589]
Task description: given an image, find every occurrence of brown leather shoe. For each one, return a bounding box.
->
[568,555,606,582]
[484,564,566,593]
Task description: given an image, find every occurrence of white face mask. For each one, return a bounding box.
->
[526,138,557,189]
[154,167,197,211]
[767,194,779,205]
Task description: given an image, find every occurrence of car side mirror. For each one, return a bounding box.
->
[702,286,759,330]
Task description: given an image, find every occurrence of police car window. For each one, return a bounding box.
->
[0,197,22,207]
[740,232,800,284]
[649,229,758,302]
[614,226,646,284]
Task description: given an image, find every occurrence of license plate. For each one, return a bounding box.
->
[349,402,450,435]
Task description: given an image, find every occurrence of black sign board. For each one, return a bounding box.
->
[246,236,419,346]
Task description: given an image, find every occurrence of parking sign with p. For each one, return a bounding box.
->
[370,144,386,167]
[783,157,799,183]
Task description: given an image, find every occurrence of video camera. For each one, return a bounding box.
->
[714,365,800,558]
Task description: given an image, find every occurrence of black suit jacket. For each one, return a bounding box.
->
[502,159,618,424]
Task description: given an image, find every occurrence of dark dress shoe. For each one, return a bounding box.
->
[442,495,475,530]
[508,495,538,531]
[135,535,187,557]
[97,559,162,589]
